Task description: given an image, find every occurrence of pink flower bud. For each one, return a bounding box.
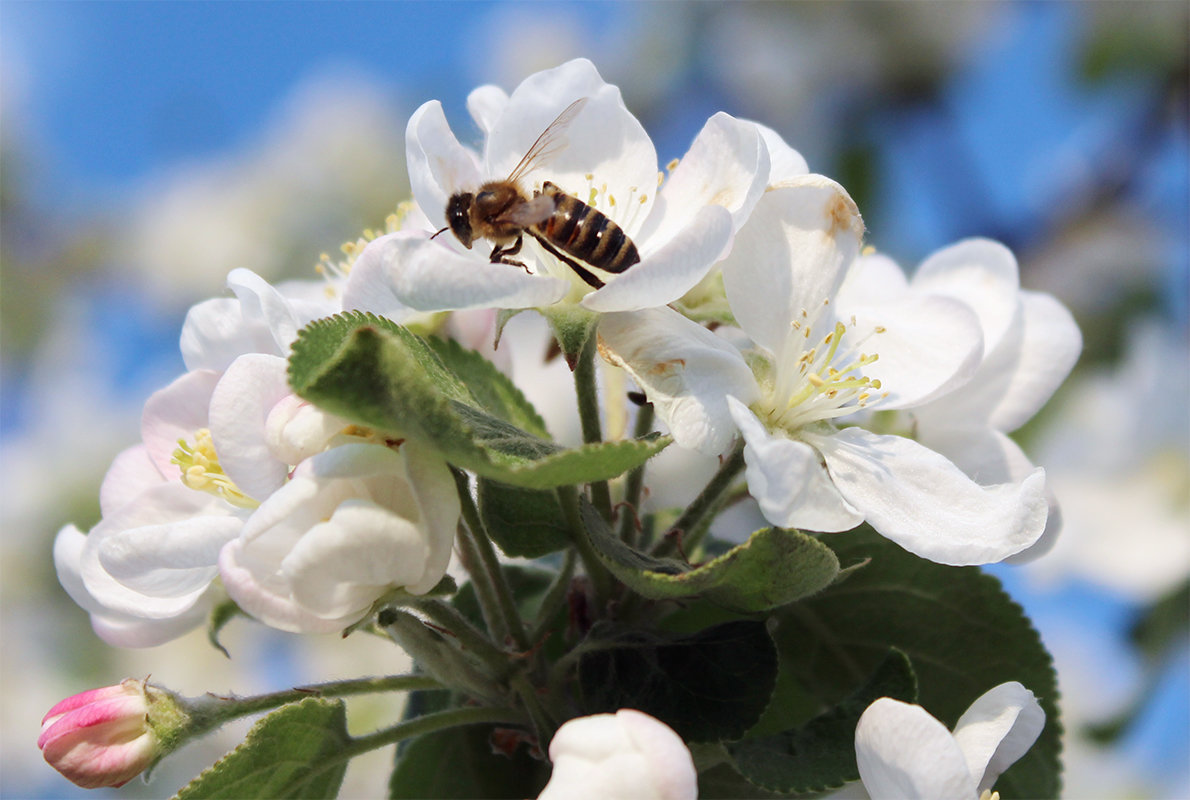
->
[39,679,166,789]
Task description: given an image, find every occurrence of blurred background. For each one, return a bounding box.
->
[1,2,1186,797]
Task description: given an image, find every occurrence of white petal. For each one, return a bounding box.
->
[729,398,862,531]
[208,354,292,500]
[361,234,568,312]
[986,290,1081,432]
[912,238,1020,359]
[599,308,756,455]
[99,445,165,517]
[286,500,430,617]
[951,682,1045,794]
[401,442,460,594]
[179,299,253,373]
[835,252,910,308]
[638,112,769,247]
[812,428,1049,565]
[56,527,212,647]
[846,294,984,408]
[218,538,346,634]
[98,515,239,595]
[582,205,733,312]
[753,122,810,185]
[467,84,509,135]
[226,268,304,354]
[855,698,978,800]
[340,231,425,321]
[141,369,220,477]
[721,176,863,354]
[484,60,657,232]
[405,100,483,229]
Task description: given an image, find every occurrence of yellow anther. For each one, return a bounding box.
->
[639,194,647,204]
[588,187,599,205]
[807,373,826,387]
[609,194,617,206]
[667,158,680,171]
[874,325,887,333]
[172,429,258,509]
[585,173,594,181]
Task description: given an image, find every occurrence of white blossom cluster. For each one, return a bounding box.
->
[53,59,1076,798]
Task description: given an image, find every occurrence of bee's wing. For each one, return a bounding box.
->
[505,97,588,185]
[497,194,555,227]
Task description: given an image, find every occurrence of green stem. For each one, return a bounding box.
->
[530,549,576,644]
[555,484,614,609]
[651,439,746,558]
[408,598,512,677]
[510,672,558,748]
[451,468,531,653]
[616,402,655,548]
[264,706,529,797]
[183,674,444,734]
[574,331,613,522]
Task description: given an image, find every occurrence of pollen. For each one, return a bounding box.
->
[172,429,259,509]
[757,306,890,432]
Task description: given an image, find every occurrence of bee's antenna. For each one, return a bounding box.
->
[430,226,449,240]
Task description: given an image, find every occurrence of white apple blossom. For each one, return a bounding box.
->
[218,442,459,634]
[848,240,1082,561]
[351,58,769,316]
[603,175,1051,565]
[537,709,697,800]
[53,370,248,647]
[853,682,1045,800]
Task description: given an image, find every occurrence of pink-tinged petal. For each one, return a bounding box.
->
[912,238,1021,359]
[848,294,984,409]
[985,290,1082,432]
[582,205,733,312]
[812,428,1049,565]
[368,234,569,312]
[639,113,769,247]
[406,100,483,228]
[952,682,1045,793]
[855,698,978,800]
[219,538,346,634]
[42,684,136,725]
[754,122,810,186]
[141,369,220,477]
[599,308,757,455]
[729,398,862,531]
[486,60,657,232]
[208,354,292,500]
[467,84,509,135]
[721,176,863,354]
[99,445,165,517]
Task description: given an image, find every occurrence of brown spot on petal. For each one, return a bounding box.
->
[826,190,864,239]
[647,357,687,376]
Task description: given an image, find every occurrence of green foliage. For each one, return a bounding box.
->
[477,480,572,558]
[581,502,839,611]
[578,620,778,742]
[770,527,1063,800]
[728,650,917,794]
[175,699,350,800]
[288,313,668,488]
[426,335,550,437]
[388,723,549,799]
[205,599,243,659]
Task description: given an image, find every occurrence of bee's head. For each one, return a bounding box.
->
[441,193,474,248]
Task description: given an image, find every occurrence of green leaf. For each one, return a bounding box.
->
[771,527,1062,800]
[389,723,549,799]
[580,503,838,611]
[206,599,243,659]
[478,480,571,558]
[728,650,917,794]
[426,335,550,437]
[578,620,778,742]
[290,314,668,488]
[175,699,350,800]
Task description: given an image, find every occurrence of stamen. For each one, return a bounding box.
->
[172,429,258,509]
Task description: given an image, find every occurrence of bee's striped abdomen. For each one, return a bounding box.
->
[535,183,640,275]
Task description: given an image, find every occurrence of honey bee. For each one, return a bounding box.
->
[432,98,640,289]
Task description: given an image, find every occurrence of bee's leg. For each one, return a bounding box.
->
[491,236,530,272]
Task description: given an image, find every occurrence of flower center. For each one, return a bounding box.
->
[757,299,889,432]
[171,429,259,509]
